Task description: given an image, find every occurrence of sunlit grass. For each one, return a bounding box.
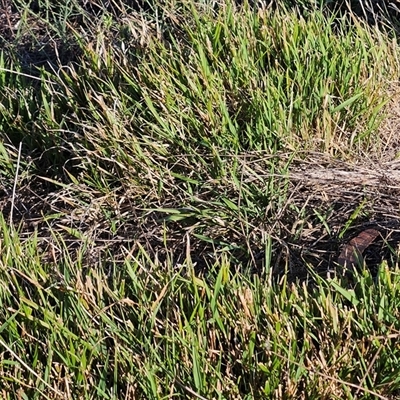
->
[0,0,400,398]
[1,215,400,398]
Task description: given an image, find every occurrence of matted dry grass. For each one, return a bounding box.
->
[3,144,400,285]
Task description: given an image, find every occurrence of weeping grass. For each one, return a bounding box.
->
[0,0,400,398]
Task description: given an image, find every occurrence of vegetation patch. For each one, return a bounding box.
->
[0,0,400,398]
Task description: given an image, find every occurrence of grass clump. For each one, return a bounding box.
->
[1,219,400,398]
[136,3,392,155]
[1,0,397,186]
[0,0,400,398]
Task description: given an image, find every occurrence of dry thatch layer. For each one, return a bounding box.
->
[286,154,400,281]
[1,151,400,285]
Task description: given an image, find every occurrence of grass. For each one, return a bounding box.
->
[0,0,400,398]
